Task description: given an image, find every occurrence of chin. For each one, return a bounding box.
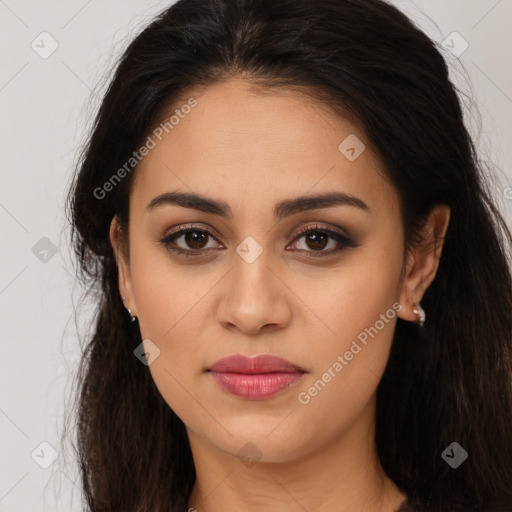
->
[201,419,314,464]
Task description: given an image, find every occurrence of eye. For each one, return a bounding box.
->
[159,225,222,256]
[287,224,358,257]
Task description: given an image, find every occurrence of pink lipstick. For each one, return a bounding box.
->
[208,354,305,400]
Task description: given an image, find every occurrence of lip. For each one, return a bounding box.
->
[208,354,306,400]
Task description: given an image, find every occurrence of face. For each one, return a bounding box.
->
[111,78,441,464]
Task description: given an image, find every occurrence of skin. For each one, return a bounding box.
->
[110,78,450,512]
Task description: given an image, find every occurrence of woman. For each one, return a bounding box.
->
[66,0,512,510]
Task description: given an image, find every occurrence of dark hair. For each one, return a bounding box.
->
[66,0,512,510]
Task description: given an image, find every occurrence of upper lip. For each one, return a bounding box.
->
[208,354,305,374]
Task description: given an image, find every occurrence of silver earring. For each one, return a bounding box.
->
[412,302,425,327]
[122,295,136,322]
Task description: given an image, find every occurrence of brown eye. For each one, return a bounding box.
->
[160,227,223,255]
[182,230,209,249]
[288,225,358,257]
[302,232,330,251]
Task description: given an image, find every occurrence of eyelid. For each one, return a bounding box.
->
[289,223,351,243]
[162,223,224,244]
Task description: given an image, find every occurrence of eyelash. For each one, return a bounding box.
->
[159,223,358,258]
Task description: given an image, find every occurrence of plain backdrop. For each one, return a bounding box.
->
[0,1,511,511]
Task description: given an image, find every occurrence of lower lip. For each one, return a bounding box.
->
[209,371,304,400]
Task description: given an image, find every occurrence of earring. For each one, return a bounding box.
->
[121,297,137,322]
[412,302,425,327]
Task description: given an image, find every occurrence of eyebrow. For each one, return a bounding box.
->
[146,191,370,218]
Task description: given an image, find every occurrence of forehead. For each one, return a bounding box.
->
[130,78,400,220]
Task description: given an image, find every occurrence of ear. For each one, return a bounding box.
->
[397,204,451,322]
[109,216,136,315]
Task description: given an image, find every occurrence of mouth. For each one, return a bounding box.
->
[207,354,306,400]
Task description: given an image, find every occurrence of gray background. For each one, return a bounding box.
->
[0,1,511,511]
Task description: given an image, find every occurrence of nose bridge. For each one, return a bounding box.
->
[217,237,291,332]
[230,238,275,302]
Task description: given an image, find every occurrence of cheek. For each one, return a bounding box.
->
[129,246,215,433]
[296,242,403,401]
[127,247,208,416]
[299,240,403,348]
[130,239,211,342]
[293,293,400,451]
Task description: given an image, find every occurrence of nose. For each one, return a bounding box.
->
[216,252,292,335]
